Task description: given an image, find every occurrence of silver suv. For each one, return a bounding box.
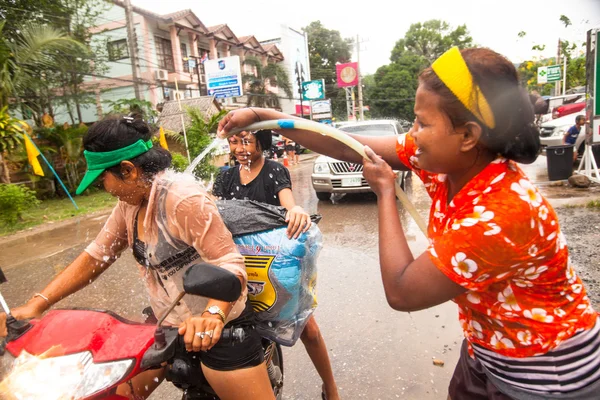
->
[311,120,407,201]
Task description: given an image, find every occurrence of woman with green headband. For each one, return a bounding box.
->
[0,116,275,399]
[218,47,599,399]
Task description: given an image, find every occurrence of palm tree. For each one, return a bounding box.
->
[242,56,293,109]
[0,21,87,111]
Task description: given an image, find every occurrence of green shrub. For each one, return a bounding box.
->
[171,152,189,172]
[0,184,40,226]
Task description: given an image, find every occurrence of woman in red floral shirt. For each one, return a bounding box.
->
[218,47,600,399]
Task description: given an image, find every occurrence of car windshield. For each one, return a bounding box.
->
[340,124,396,136]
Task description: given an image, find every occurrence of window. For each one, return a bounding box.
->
[155,36,174,72]
[107,39,129,61]
[180,43,188,73]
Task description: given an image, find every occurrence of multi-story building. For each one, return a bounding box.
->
[63,1,289,124]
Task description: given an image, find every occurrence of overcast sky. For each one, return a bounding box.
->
[133,0,600,74]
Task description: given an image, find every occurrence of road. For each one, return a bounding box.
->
[0,156,465,399]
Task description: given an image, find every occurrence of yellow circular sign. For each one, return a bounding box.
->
[340,66,357,83]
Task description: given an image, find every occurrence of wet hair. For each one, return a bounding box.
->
[83,115,172,179]
[576,115,586,124]
[253,130,273,152]
[419,48,541,164]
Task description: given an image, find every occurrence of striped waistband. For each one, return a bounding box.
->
[472,317,600,394]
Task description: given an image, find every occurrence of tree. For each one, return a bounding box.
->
[390,20,473,65]
[0,106,28,183]
[242,57,293,109]
[367,20,473,120]
[303,21,353,119]
[0,21,86,113]
[185,108,227,180]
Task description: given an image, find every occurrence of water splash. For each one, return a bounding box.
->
[185,138,222,175]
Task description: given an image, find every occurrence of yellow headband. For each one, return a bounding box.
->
[431,47,496,129]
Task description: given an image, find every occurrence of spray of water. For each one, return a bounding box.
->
[184,138,222,175]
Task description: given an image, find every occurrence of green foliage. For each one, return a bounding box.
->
[106,98,158,121]
[0,184,40,226]
[517,59,556,95]
[390,20,473,65]
[242,57,293,109]
[367,20,472,120]
[559,15,572,28]
[303,21,353,119]
[171,152,190,172]
[0,106,26,153]
[586,200,600,210]
[186,108,227,180]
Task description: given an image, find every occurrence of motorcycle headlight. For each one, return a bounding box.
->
[313,162,330,174]
[0,350,133,400]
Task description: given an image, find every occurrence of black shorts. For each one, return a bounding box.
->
[285,144,295,152]
[199,302,264,371]
[448,340,513,400]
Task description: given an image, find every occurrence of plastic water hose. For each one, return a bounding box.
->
[229,119,428,237]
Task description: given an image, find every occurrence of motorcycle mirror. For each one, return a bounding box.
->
[183,263,241,302]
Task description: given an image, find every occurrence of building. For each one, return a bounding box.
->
[56,1,286,124]
[261,26,311,116]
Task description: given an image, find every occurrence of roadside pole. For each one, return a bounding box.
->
[124,0,142,100]
[563,54,567,95]
[174,78,191,163]
[356,34,364,121]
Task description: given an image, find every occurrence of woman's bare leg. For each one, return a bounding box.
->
[202,362,275,400]
[301,316,340,399]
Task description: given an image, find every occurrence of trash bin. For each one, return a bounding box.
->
[546,145,573,181]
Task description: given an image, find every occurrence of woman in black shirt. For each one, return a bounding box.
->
[213,129,340,400]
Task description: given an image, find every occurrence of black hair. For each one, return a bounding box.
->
[576,115,586,124]
[420,48,541,164]
[83,115,172,179]
[253,130,273,152]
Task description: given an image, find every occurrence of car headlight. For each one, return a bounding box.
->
[552,125,572,137]
[313,162,330,174]
[0,350,133,400]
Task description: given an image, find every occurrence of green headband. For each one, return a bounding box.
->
[75,139,153,195]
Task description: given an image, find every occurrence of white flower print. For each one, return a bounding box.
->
[492,157,507,164]
[483,187,492,194]
[467,292,481,304]
[429,246,438,258]
[514,279,534,288]
[547,231,557,241]
[437,174,447,182]
[498,286,521,311]
[397,134,406,146]
[571,283,583,294]
[475,273,491,283]
[490,172,506,185]
[453,206,494,229]
[451,252,478,279]
[469,321,484,340]
[409,156,419,167]
[433,200,444,220]
[517,330,533,346]
[554,308,566,318]
[523,266,548,280]
[528,245,538,257]
[557,232,567,250]
[523,308,554,323]
[511,179,542,207]
[538,222,545,237]
[538,205,549,220]
[490,331,515,349]
[484,223,501,236]
[566,264,577,284]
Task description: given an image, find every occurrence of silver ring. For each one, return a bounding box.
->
[195,332,205,339]
[204,330,214,338]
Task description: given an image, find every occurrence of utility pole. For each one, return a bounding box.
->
[124,0,142,100]
[356,34,364,121]
[556,38,561,96]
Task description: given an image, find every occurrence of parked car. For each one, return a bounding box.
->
[539,112,585,155]
[552,101,585,119]
[311,120,407,201]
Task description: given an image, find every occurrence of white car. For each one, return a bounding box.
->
[540,112,585,154]
[311,120,407,201]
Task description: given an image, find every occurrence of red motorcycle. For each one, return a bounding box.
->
[0,263,284,400]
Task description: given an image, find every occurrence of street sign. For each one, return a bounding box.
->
[204,56,243,99]
[312,99,332,120]
[301,79,325,101]
[187,59,196,69]
[537,65,561,84]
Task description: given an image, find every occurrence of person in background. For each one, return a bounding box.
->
[563,115,586,161]
[284,135,299,165]
[213,129,341,400]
